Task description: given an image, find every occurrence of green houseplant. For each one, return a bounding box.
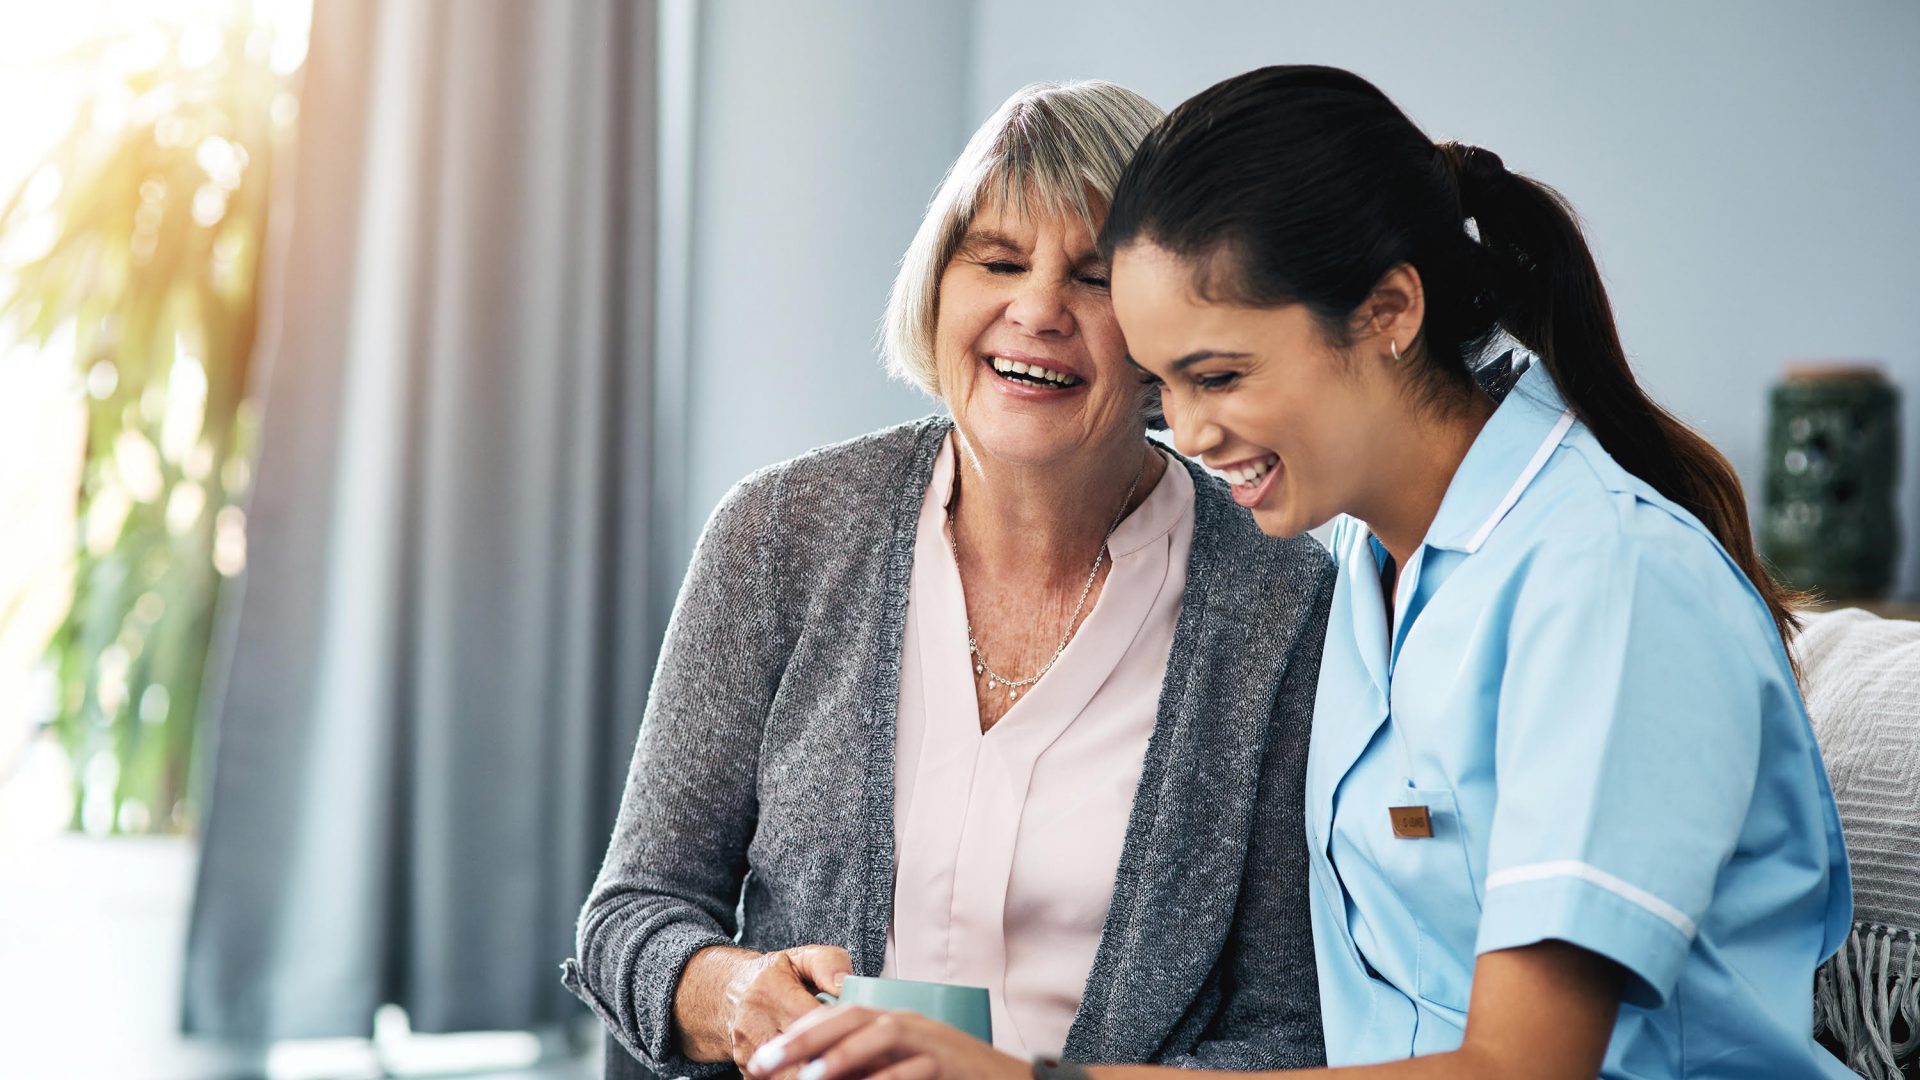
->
[0,15,302,834]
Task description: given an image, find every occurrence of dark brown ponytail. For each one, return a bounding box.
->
[1433,141,1807,652]
[1103,65,1805,655]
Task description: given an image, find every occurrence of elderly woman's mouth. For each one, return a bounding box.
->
[985,355,1085,389]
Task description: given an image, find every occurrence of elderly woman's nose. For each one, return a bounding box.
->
[1005,276,1074,336]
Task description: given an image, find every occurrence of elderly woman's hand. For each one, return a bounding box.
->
[745,1004,1029,1080]
[674,944,854,1073]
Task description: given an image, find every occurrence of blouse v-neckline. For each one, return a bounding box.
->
[884,434,1195,1056]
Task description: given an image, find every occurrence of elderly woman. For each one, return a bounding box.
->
[564,81,1333,1080]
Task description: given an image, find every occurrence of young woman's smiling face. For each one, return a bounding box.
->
[1111,241,1409,538]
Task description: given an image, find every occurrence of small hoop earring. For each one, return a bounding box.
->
[1390,339,1402,361]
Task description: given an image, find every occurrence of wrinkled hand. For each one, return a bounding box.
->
[720,945,854,1075]
[744,1004,1028,1080]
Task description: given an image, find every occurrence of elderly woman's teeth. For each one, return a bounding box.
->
[990,356,1081,386]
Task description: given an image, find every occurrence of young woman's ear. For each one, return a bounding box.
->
[1349,262,1427,361]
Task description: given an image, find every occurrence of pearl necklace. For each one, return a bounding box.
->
[945,452,1149,702]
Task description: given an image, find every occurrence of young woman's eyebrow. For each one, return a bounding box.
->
[1171,349,1251,371]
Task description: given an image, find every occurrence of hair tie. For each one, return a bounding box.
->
[1436,141,1507,191]
[1449,142,1506,185]
[1436,140,1510,228]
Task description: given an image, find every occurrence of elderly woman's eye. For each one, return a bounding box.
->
[1078,273,1110,289]
[1195,372,1240,390]
[983,261,1024,275]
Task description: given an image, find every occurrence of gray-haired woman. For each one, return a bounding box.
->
[565,81,1333,1080]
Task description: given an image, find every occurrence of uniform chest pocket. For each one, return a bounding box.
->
[1374,786,1482,1014]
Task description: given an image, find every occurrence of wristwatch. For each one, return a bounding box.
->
[1031,1058,1093,1080]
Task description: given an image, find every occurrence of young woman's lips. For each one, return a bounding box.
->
[980,354,1088,400]
[1225,457,1282,509]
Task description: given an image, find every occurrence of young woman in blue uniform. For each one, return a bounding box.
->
[745,65,1853,1079]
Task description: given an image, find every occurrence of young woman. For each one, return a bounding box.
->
[744,65,1853,1080]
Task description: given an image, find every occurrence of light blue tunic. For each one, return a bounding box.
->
[1306,361,1853,1077]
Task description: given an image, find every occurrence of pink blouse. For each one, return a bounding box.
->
[880,435,1196,1058]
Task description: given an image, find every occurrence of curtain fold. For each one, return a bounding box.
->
[184,0,658,1040]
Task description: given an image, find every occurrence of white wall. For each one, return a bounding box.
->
[967,0,1920,597]
[677,1,1920,597]
[675,0,969,561]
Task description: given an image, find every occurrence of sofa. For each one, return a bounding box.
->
[1799,606,1920,1079]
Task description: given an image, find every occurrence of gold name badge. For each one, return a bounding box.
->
[1389,805,1434,839]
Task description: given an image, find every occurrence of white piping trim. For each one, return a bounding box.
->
[1462,410,1576,551]
[1485,860,1697,939]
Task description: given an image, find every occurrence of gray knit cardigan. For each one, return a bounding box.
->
[565,417,1334,1078]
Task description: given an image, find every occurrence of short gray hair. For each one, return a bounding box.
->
[881,81,1164,397]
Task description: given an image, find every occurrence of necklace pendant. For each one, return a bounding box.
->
[975,662,984,675]
[986,677,996,690]
[1009,687,1018,701]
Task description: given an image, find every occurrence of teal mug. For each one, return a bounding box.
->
[816,976,992,1044]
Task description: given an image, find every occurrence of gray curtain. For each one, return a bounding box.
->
[183,0,659,1040]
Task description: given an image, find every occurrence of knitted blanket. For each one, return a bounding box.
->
[1796,607,1920,1080]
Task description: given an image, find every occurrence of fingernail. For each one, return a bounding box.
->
[798,1061,827,1080]
[748,1044,785,1074]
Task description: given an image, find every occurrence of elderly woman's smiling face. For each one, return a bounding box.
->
[934,197,1142,469]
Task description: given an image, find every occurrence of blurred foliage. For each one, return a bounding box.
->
[0,13,302,834]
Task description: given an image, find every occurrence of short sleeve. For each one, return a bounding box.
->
[1474,530,1763,1008]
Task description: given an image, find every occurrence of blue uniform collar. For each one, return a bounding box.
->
[1421,359,1577,554]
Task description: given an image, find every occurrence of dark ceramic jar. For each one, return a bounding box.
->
[1760,365,1900,599]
